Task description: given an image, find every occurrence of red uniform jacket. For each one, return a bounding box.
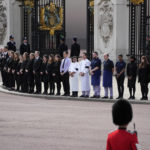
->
[106,129,139,150]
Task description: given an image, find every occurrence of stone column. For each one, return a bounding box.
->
[0,0,22,50]
[94,0,129,62]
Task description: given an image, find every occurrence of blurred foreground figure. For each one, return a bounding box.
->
[106,100,140,150]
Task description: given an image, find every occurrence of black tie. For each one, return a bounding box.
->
[62,59,66,69]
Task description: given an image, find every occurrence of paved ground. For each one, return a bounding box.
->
[0,92,150,150]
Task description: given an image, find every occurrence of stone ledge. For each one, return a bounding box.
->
[0,85,150,105]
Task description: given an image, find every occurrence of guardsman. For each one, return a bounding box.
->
[79,52,91,98]
[58,37,68,58]
[69,56,80,97]
[20,37,30,55]
[70,37,80,59]
[106,100,140,150]
[7,35,16,52]
[103,53,114,99]
[115,54,126,99]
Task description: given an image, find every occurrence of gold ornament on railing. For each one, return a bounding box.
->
[40,2,63,36]
[24,0,34,13]
[131,0,144,5]
[89,0,94,14]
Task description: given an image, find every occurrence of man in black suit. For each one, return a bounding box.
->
[33,51,42,94]
[20,37,30,55]
[70,37,80,58]
[7,35,16,52]
[58,37,68,58]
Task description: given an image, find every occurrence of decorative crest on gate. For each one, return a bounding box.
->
[131,0,144,5]
[40,2,63,35]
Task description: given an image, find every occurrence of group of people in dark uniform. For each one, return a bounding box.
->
[1,35,150,100]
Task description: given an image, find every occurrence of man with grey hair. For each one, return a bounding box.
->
[102,53,114,99]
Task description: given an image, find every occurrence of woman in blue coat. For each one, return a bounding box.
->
[103,53,114,99]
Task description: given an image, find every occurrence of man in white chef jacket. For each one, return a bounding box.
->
[69,56,80,97]
[79,52,91,98]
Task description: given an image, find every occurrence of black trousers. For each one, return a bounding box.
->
[7,72,15,88]
[116,76,125,98]
[28,73,34,93]
[16,74,22,91]
[34,73,41,93]
[21,73,28,92]
[140,83,149,98]
[61,72,70,95]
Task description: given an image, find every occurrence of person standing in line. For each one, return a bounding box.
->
[20,37,30,55]
[60,51,71,96]
[52,54,61,96]
[138,56,150,100]
[16,55,23,91]
[7,35,16,52]
[0,46,9,86]
[90,52,101,98]
[25,53,35,94]
[69,56,80,97]
[46,54,55,95]
[58,37,68,58]
[115,54,126,99]
[12,52,20,90]
[70,37,80,59]
[106,100,139,150]
[102,53,114,99]
[79,52,91,98]
[33,51,43,94]
[127,56,137,100]
[5,51,15,89]
[40,55,49,95]
[20,52,29,93]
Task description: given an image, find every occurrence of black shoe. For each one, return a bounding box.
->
[128,96,132,100]
[85,95,89,98]
[132,96,135,100]
[34,91,41,94]
[140,97,144,100]
[65,94,70,96]
[70,95,75,97]
[43,92,47,95]
[96,96,100,98]
[80,95,85,98]
[116,97,120,99]
[56,93,60,96]
[143,97,148,100]
[102,96,108,99]
[110,96,113,99]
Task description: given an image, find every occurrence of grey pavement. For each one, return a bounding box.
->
[0,93,150,150]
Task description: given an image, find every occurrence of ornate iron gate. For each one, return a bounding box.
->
[22,0,65,55]
[129,0,150,63]
[87,0,94,59]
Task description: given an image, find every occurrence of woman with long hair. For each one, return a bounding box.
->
[16,55,23,91]
[46,54,55,95]
[138,56,150,100]
[12,52,20,90]
[52,54,61,95]
[20,52,29,93]
[40,55,49,94]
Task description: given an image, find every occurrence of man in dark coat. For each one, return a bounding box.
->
[70,37,80,58]
[20,37,30,55]
[33,51,42,94]
[58,37,68,58]
[7,35,16,52]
